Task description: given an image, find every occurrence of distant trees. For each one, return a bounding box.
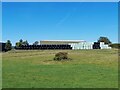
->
[5,40,12,51]
[33,41,39,45]
[97,37,112,44]
[16,39,29,47]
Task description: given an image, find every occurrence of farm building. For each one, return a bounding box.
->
[40,40,86,45]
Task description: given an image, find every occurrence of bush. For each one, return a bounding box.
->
[97,36,111,44]
[109,43,120,49]
[54,52,68,61]
[5,40,12,51]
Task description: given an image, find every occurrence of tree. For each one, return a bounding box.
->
[18,39,23,47]
[22,40,29,46]
[97,37,112,44]
[33,41,39,45]
[16,42,20,47]
[19,39,23,43]
[15,39,22,47]
[5,40,12,51]
[16,39,29,47]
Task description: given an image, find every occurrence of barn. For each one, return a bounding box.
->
[40,40,86,45]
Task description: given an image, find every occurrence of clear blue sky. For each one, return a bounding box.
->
[2,2,118,45]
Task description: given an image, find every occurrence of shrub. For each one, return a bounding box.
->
[109,43,120,49]
[5,40,12,51]
[54,52,68,61]
[97,36,111,44]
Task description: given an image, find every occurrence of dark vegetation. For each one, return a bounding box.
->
[16,39,29,47]
[97,37,111,44]
[5,40,12,51]
[0,42,6,52]
[109,43,120,49]
[33,41,39,45]
[54,52,70,61]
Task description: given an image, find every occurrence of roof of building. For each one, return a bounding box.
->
[40,40,86,42]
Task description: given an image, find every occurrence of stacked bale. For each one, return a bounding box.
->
[93,42,101,49]
[69,42,94,50]
[15,44,72,50]
[100,42,111,49]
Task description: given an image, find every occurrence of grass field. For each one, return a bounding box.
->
[2,49,118,88]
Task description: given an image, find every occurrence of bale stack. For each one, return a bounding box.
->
[100,42,112,49]
[69,42,94,50]
[15,44,72,50]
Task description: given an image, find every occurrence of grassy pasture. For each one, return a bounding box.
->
[2,49,118,88]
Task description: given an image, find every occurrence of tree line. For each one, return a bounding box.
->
[4,39,39,51]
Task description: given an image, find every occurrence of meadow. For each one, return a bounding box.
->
[2,49,118,88]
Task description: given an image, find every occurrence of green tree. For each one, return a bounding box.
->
[19,39,23,43]
[16,39,29,47]
[5,40,12,51]
[19,39,23,46]
[22,40,29,46]
[16,42,20,47]
[98,37,112,44]
[33,41,39,45]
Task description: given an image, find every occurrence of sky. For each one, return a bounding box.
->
[2,2,118,45]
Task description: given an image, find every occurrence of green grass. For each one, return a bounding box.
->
[2,49,118,88]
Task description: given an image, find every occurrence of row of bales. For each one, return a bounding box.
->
[1,42,111,51]
[15,42,108,50]
[15,44,72,50]
[0,42,111,51]
[15,42,103,50]
[93,42,101,49]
